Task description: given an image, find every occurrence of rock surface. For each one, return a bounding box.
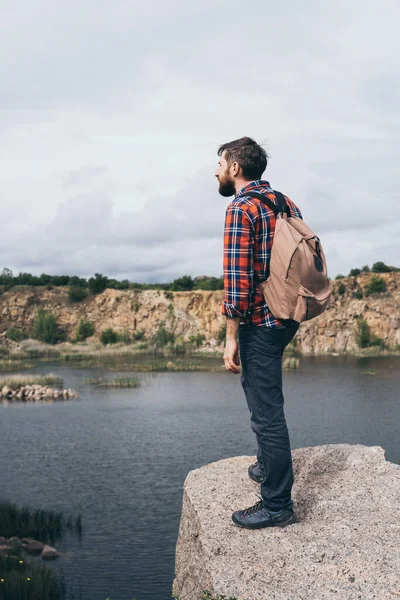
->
[173,444,400,600]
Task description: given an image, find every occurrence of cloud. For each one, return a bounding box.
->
[1,0,399,280]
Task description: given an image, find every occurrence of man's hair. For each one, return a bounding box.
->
[217,137,268,180]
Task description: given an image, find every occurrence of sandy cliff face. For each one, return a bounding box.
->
[0,272,399,354]
[298,272,400,354]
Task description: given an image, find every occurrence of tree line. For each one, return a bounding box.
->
[0,269,224,293]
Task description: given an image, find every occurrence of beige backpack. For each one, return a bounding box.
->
[244,191,332,323]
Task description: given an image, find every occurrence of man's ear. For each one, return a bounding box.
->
[230,161,240,177]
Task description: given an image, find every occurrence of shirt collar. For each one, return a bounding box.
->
[236,180,271,198]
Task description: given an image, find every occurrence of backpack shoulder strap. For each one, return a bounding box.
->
[273,190,292,217]
[239,190,291,217]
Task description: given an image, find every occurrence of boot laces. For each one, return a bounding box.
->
[240,496,264,517]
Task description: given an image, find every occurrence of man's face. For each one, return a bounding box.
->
[215,152,236,197]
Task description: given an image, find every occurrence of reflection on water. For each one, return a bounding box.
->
[0,355,399,600]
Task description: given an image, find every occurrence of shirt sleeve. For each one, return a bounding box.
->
[222,204,255,319]
[285,196,303,220]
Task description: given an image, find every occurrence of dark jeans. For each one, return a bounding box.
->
[238,323,299,512]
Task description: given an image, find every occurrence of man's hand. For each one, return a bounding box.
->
[224,338,240,374]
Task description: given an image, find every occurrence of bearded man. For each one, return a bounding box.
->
[216,136,302,529]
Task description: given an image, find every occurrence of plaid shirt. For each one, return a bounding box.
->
[222,180,303,327]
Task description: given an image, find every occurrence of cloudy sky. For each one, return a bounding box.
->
[1,0,399,282]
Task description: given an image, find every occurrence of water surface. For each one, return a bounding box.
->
[0,355,399,600]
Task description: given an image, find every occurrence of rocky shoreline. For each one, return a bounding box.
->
[1,384,78,402]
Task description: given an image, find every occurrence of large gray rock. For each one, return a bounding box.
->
[173,444,400,600]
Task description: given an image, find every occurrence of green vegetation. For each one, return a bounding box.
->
[337,282,346,296]
[0,359,34,372]
[354,316,386,349]
[372,261,393,273]
[0,501,81,543]
[6,327,27,342]
[0,373,63,390]
[152,323,175,348]
[100,328,120,345]
[0,267,224,293]
[355,317,371,348]
[88,272,109,295]
[132,330,145,341]
[352,291,363,300]
[189,333,206,348]
[68,285,88,303]
[365,274,387,296]
[0,553,66,599]
[171,275,194,291]
[0,501,82,600]
[30,309,59,345]
[85,377,140,388]
[73,318,94,342]
[333,262,399,280]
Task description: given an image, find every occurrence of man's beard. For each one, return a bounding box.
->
[218,174,236,197]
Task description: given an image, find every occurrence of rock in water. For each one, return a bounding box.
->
[173,444,400,600]
[41,545,61,560]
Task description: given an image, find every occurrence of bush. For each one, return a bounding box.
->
[170,275,194,291]
[74,318,94,342]
[335,274,345,280]
[133,330,145,341]
[361,265,370,272]
[6,327,27,342]
[153,323,175,347]
[337,282,346,296]
[100,328,119,345]
[194,276,224,291]
[365,275,386,296]
[349,268,361,277]
[372,261,391,273]
[355,316,371,348]
[354,316,385,349]
[68,285,88,303]
[189,333,205,348]
[352,291,363,300]
[30,309,59,344]
[118,330,132,344]
[88,273,109,295]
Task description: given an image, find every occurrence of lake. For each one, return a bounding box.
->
[0,355,399,600]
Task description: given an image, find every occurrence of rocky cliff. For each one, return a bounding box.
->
[0,272,399,354]
[173,445,400,600]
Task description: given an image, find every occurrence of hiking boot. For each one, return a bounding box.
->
[232,499,296,529]
[248,461,266,483]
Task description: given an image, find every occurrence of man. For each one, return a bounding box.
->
[216,136,302,529]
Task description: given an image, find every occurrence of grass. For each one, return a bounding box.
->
[0,501,82,600]
[0,551,66,600]
[0,359,34,372]
[0,501,81,544]
[0,373,63,391]
[125,360,225,372]
[85,377,140,388]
